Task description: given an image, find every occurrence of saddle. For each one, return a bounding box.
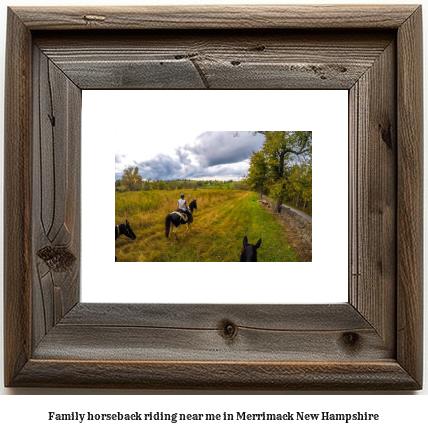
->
[172,210,188,222]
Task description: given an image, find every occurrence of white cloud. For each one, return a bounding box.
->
[115,130,265,180]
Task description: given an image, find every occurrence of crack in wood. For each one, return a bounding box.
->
[58,323,373,333]
[189,57,210,89]
[47,113,55,126]
[45,61,56,240]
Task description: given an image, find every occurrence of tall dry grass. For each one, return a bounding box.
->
[115,189,298,262]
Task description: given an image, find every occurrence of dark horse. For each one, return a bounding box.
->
[240,236,262,262]
[165,199,197,239]
[115,220,136,261]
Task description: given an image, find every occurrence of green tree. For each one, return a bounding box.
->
[286,163,312,210]
[121,166,143,191]
[152,179,166,190]
[143,178,152,191]
[245,131,312,212]
[245,150,268,198]
[265,131,311,211]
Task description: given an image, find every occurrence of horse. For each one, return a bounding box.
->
[115,220,137,261]
[165,199,197,240]
[240,236,262,262]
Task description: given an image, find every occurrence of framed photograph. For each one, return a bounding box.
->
[4,5,423,389]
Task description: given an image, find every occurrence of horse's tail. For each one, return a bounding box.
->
[165,214,172,238]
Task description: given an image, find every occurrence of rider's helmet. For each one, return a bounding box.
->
[180,193,185,198]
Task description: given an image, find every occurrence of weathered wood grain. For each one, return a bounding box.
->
[33,327,389,362]
[35,31,393,89]
[396,6,424,388]
[12,360,419,390]
[61,303,369,329]
[32,324,390,363]
[40,304,389,362]
[32,46,81,349]
[3,5,423,390]
[11,5,419,30]
[349,40,397,352]
[4,8,32,388]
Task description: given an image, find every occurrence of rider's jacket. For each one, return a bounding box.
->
[177,199,187,211]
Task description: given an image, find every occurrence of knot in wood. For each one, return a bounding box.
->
[341,332,361,350]
[378,122,393,149]
[219,320,238,340]
[253,45,266,51]
[37,245,76,272]
[83,15,106,23]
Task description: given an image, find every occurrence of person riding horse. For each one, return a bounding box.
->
[177,193,192,222]
[165,197,197,239]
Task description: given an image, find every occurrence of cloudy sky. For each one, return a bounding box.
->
[114,130,265,181]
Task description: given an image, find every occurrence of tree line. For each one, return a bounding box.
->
[116,169,247,192]
[243,131,312,213]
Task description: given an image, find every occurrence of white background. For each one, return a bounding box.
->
[82,90,348,303]
[0,0,426,428]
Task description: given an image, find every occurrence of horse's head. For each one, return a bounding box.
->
[189,199,197,212]
[124,219,137,240]
[240,236,261,262]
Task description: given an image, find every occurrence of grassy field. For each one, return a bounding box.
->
[115,189,299,262]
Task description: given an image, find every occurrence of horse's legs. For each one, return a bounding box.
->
[172,223,180,240]
[167,221,176,239]
[184,223,190,236]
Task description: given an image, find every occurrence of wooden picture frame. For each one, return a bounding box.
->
[4,5,423,389]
